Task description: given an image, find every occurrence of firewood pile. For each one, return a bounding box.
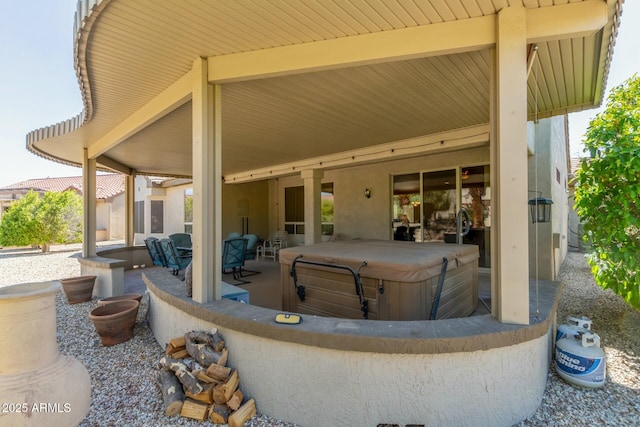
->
[157,329,256,426]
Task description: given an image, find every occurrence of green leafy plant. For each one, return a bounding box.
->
[0,190,83,252]
[574,75,640,309]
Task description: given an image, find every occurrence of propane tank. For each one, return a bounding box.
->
[557,316,592,342]
[555,332,606,388]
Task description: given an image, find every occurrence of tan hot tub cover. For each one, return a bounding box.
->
[279,240,479,320]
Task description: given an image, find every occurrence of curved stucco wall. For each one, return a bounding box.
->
[148,288,551,427]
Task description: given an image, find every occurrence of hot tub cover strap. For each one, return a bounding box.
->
[290,255,369,319]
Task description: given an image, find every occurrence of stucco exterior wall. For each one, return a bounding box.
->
[164,186,187,235]
[109,193,125,240]
[148,288,550,427]
[222,180,269,239]
[527,116,570,280]
[276,146,490,244]
[152,180,270,241]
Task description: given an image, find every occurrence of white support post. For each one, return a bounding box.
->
[125,173,135,246]
[82,148,97,258]
[301,169,323,245]
[493,6,530,325]
[192,57,221,302]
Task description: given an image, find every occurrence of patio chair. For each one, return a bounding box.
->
[222,237,249,284]
[273,230,288,249]
[240,234,261,276]
[144,237,166,267]
[256,239,278,261]
[158,238,192,275]
[169,233,192,256]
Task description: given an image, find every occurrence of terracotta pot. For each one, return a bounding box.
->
[89,300,140,346]
[60,275,96,304]
[98,293,143,306]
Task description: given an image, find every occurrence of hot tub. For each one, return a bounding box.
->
[279,240,479,320]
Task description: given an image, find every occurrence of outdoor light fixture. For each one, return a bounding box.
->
[528,197,553,223]
[364,188,371,198]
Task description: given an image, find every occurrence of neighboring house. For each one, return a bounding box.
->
[132,175,194,244]
[0,174,125,241]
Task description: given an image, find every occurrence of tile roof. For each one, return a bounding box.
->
[0,174,125,200]
[570,157,585,175]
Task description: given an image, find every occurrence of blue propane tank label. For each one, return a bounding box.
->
[556,347,605,383]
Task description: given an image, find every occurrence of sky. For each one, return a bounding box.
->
[0,1,639,188]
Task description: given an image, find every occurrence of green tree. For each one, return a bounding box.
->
[0,190,83,252]
[575,75,640,309]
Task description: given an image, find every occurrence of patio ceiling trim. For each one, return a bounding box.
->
[208,1,606,84]
[87,70,193,160]
[223,124,490,184]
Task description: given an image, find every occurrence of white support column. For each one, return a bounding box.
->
[192,57,221,303]
[82,148,97,258]
[493,6,530,325]
[125,173,135,246]
[302,169,323,245]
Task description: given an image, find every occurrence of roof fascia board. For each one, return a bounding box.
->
[208,2,607,84]
[526,1,608,44]
[87,70,193,159]
[224,124,490,184]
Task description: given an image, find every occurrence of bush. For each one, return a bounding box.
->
[575,75,640,309]
[0,190,83,252]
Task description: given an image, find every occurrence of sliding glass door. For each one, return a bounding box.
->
[461,166,491,267]
[391,165,491,267]
[421,169,457,243]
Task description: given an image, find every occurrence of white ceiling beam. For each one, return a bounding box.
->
[208,16,496,83]
[87,71,193,159]
[96,155,133,175]
[224,124,490,184]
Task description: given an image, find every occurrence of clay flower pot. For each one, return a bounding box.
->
[98,293,143,306]
[89,300,140,346]
[60,275,96,304]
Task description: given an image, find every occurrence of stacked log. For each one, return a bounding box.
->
[156,329,257,426]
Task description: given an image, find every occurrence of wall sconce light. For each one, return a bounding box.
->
[528,197,553,223]
[364,188,371,199]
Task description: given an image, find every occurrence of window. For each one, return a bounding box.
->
[150,200,164,234]
[184,189,193,234]
[134,201,144,233]
[285,186,304,235]
[284,183,334,235]
[321,182,334,236]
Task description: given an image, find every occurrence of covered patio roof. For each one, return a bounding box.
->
[26,0,622,181]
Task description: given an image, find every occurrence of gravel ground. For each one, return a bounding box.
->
[1,246,639,426]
